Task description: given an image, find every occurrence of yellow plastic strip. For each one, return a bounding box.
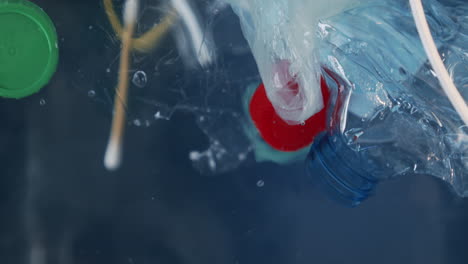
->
[103,0,177,53]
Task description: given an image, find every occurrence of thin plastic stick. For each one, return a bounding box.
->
[409,0,468,126]
[104,0,139,171]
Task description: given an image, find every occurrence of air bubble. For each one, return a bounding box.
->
[256,180,265,187]
[133,119,142,126]
[39,99,46,106]
[132,71,147,88]
[87,90,96,97]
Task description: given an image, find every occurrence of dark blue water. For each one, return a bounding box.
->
[0,0,467,263]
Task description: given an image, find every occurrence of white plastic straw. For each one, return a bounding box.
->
[409,0,468,126]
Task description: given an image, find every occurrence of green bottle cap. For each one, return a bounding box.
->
[0,0,58,99]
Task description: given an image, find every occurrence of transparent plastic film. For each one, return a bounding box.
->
[225,0,370,124]
[63,0,260,174]
[318,0,468,197]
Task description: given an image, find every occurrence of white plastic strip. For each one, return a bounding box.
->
[171,0,213,67]
[409,0,468,126]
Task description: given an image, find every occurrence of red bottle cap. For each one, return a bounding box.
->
[249,76,330,152]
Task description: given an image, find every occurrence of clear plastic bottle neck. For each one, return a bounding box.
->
[306,68,380,206]
[307,133,378,206]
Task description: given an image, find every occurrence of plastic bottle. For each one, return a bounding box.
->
[308,0,468,206]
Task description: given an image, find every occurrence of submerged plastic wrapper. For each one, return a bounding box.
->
[314,0,468,197]
[225,0,370,124]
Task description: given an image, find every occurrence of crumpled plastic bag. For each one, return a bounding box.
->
[225,0,370,124]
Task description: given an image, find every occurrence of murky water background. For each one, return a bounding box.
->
[0,0,467,263]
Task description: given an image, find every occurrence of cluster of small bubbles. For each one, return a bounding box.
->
[39,99,46,106]
[87,90,96,97]
[132,70,147,88]
[133,119,142,127]
[256,180,265,188]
